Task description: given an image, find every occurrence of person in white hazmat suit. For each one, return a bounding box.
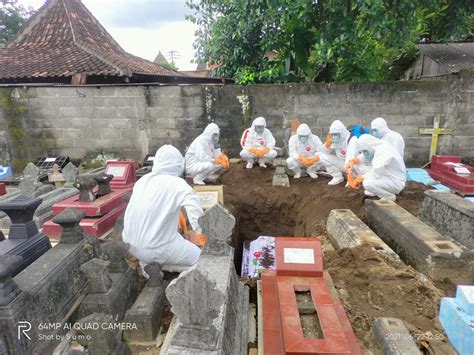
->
[320,120,357,185]
[371,117,405,158]
[123,145,204,272]
[347,134,406,201]
[240,116,277,169]
[286,124,324,179]
[185,123,229,185]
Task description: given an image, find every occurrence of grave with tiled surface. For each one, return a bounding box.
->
[261,237,362,354]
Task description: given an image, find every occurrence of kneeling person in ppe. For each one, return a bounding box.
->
[185,123,229,185]
[123,145,204,272]
[286,124,324,179]
[346,134,406,201]
[320,120,357,185]
[240,116,277,169]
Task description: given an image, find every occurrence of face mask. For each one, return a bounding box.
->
[330,133,341,146]
[371,129,382,138]
[255,126,264,135]
[360,149,374,162]
[211,133,219,145]
[299,135,309,145]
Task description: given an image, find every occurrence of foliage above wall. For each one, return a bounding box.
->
[186,0,474,84]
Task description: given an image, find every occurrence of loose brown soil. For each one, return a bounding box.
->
[219,162,453,354]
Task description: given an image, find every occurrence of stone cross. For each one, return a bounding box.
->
[74,176,97,202]
[101,240,130,273]
[0,195,42,239]
[75,313,131,355]
[62,162,78,188]
[0,255,22,306]
[166,266,224,349]
[19,163,42,197]
[144,262,164,288]
[198,203,235,256]
[80,258,113,294]
[94,173,113,197]
[52,207,85,244]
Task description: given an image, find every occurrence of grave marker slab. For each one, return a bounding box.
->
[0,195,51,276]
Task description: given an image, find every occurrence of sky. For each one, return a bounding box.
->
[17,0,199,70]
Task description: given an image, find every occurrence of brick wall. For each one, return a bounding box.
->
[0,70,473,170]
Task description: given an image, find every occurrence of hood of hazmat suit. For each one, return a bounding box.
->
[356,134,406,186]
[241,116,276,148]
[288,123,323,158]
[185,123,221,168]
[371,117,405,157]
[325,120,355,160]
[123,145,203,260]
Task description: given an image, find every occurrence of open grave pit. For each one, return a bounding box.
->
[220,162,455,353]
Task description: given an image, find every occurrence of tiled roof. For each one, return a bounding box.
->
[0,0,182,81]
[416,42,474,73]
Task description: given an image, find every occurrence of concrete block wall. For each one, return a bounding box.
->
[0,70,473,169]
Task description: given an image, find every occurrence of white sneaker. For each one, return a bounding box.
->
[294,171,301,179]
[246,161,254,169]
[259,161,267,168]
[364,190,376,197]
[328,176,344,185]
[381,194,396,201]
[308,171,318,179]
[193,177,205,185]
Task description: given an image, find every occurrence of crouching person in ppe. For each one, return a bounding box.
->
[346,134,406,201]
[320,120,357,185]
[240,116,277,169]
[371,117,405,158]
[185,123,229,185]
[286,124,324,179]
[123,145,205,273]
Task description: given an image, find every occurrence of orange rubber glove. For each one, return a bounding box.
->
[213,154,229,169]
[260,146,270,156]
[178,210,188,234]
[348,175,364,190]
[306,156,320,166]
[345,157,360,171]
[324,133,332,148]
[298,156,309,165]
[248,147,260,156]
[185,231,207,247]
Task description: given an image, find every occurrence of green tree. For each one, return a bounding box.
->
[186,0,474,83]
[0,0,34,45]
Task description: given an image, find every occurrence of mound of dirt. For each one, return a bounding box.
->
[324,244,452,353]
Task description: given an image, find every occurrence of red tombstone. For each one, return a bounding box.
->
[43,161,136,239]
[262,237,362,355]
[428,155,474,195]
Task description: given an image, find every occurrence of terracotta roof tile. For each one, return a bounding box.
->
[0,0,182,81]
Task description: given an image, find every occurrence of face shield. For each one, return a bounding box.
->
[330,133,341,146]
[299,134,309,145]
[371,128,382,138]
[255,125,264,135]
[360,148,374,162]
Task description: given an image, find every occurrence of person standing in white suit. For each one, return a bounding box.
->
[123,145,204,272]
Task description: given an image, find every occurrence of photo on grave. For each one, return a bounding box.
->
[195,191,219,210]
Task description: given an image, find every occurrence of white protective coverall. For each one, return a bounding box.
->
[371,117,405,158]
[320,120,357,185]
[356,134,406,200]
[286,124,324,178]
[185,123,222,185]
[123,145,203,272]
[240,117,277,168]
